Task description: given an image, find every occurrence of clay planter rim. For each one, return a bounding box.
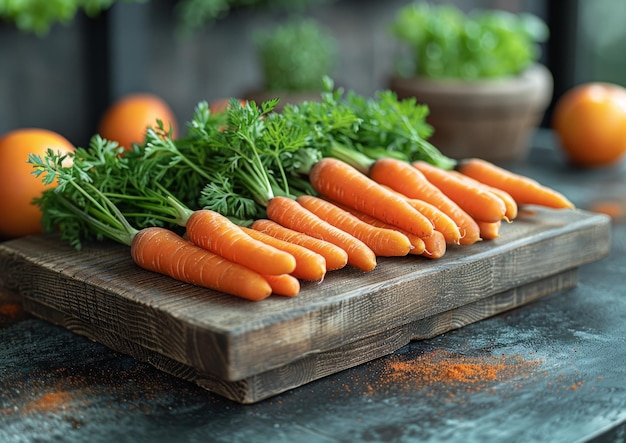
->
[389,64,553,111]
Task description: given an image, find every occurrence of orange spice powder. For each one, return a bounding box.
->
[368,349,542,395]
[23,391,72,414]
[0,302,21,319]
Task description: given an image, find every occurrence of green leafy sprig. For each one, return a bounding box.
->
[30,78,455,246]
[390,2,549,79]
[29,141,140,249]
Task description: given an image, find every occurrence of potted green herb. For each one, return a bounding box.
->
[388,3,552,162]
[244,18,337,110]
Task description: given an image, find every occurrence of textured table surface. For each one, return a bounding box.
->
[1,133,625,443]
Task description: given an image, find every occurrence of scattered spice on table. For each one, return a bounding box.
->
[0,300,27,327]
[365,349,543,397]
[0,301,22,319]
[22,391,73,414]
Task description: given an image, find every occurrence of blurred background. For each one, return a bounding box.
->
[1,0,625,148]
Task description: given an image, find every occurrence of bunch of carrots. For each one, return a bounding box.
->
[30,84,574,302]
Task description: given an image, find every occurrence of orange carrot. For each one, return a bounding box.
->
[241,227,327,281]
[420,231,447,259]
[186,209,296,276]
[266,196,377,272]
[309,157,434,238]
[296,195,413,257]
[251,219,348,271]
[130,227,272,301]
[477,220,502,240]
[262,274,300,297]
[369,157,481,245]
[448,169,518,221]
[406,198,462,244]
[333,202,427,256]
[456,158,575,209]
[381,184,462,244]
[412,161,506,223]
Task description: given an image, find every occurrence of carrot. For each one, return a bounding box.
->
[262,274,301,297]
[185,209,296,276]
[369,157,481,245]
[412,161,506,223]
[296,195,413,257]
[420,231,447,259]
[251,219,348,271]
[241,226,326,281]
[448,169,518,221]
[266,196,377,272]
[406,198,462,244]
[333,202,427,256]
[381,184,461,244]
[456,158,575,209]
[309,157,434,238]
[477,220,502,240]
[130,227,272,301]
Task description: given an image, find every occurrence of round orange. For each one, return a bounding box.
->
[552,82,626,168]
[0,128,75,239]
[209,98,247,114]
[98,93,178,151]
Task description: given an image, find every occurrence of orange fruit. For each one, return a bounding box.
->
[0,128,75,239]
[98,93,178,151]
[208,98,248,113]
[552,82,626,168]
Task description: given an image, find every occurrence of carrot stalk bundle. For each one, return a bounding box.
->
[130,227,273,301]
[185,209,296,276]
[456,158,575,209]
[241,226,327,281]
[266,196,377,272]
[251,219,349,271]
[368,157,481,245]
[296,195,413,257]
[412,161,506,223]
[309,157,434,238]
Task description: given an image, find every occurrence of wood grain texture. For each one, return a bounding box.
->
[22,269,579,403]
[0,208,611,384]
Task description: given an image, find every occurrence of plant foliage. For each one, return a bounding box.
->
[390,2,549,79]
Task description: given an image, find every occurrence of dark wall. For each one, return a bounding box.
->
[0,0,545,148]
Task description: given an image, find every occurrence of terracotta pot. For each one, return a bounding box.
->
[389,64,553,163]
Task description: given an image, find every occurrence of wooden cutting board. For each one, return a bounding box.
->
[0,208,611,403]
